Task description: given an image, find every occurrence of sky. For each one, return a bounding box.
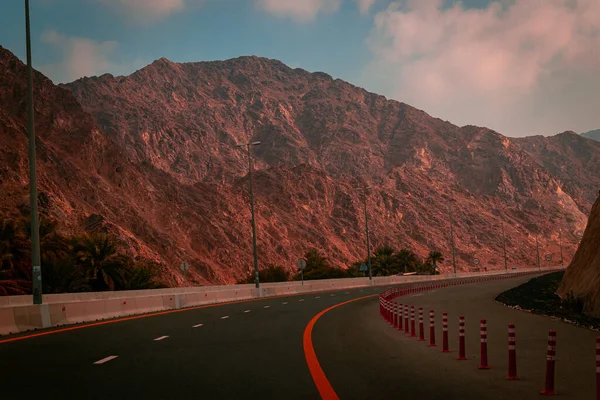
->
[1,0,599,138]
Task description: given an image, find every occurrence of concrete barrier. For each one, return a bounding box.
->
[0,267,562,336]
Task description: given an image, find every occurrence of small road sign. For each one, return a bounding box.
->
[180,262,189,272]
[297,259,307,270]
[473,258,480,265]
[360,263,368,272]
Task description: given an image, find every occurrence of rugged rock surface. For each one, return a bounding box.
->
[1,45,595,285]
[558,193,600,317]
[516,132,600,213]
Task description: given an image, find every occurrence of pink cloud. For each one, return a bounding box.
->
[95,0,203,23]
[366,0,600,136]
[256,0,342,22]
[40,30,146,83]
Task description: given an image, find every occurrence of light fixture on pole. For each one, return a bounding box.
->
[235,141,261,289]
[535,235,541,271]
[501,219,508,272]
[25,0,42,304]
[448,202,457,275]
[559,229,564,268]
[356,185,373,282]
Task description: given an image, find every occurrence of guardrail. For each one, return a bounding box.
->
[0,266,561,336]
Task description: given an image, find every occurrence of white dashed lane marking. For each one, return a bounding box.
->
[315,296,320,299]
[154,336,169,341]
[192,324,203,328]
[330,294,335,297]
[264,305,270,309]
[221,316,230,319]
[94,356,118,365]
[282,302,288,305]
[244,310,251,313]
[299,299,305,302]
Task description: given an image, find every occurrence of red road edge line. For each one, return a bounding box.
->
[303,294,377,400]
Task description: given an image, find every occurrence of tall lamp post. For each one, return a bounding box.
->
[236,141,261,288]
[25,0,42,304]
[501,219,508,272]
[356,186,373,281]
[559,229,564,268]
[448,202,457,275]
[535,235,541,271]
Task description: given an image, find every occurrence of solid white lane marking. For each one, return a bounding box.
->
[221,316,230,319]
[244,310,251,313]
[94,356,118,365]
[264,305,270,309]
[154,336,169,341]
[299,299,305,302]
[282,302,288,305]
[193,324,203,328]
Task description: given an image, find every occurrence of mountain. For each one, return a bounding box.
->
[558,192,600,317]
[514,131,600,213]
[582,129,600,141]
[0,45,594,286]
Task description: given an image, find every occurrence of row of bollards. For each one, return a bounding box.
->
[381,298,564,396]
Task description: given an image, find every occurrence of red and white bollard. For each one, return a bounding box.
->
[419,308,425,341]
[441,312,450,353]
[429,310,436,347]
[410,306,416,337]
[596,336,600,400]
[397,304,403,330]
[393,303,398,328]
[507,324,518,380]
[404,305,409,334]
[541,330,557,395]
[457,315,467,360]
[478,319,489,369]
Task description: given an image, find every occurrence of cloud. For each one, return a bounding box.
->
[40,30,145,83]
[256,0,377,21]
[255,0,342,22]
[357,0,376,14]
[94,0,202,23]
[365,0,600,136]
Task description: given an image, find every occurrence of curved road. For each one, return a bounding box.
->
[0,275,594,399]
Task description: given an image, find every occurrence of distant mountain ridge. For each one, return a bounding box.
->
[1,44,598,286]
[582,129,600,141]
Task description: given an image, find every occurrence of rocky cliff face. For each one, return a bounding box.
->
[1,46,594,285]
[558,193,600,317]
[516,132,600,213]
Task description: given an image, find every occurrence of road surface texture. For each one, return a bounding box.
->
[1,274,593,399]
[315,275,597,399]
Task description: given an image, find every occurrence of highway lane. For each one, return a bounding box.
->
[314,275,597,399]
[0,287,380,400]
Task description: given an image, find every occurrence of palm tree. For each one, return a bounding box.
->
[427,250,444,267]
[304,248,330,273]
[372,245,400,276]
[0,219,28,277]
[71,233,130,291]
[395,248,420,274]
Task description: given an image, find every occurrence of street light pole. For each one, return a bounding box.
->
[236,141,261,289]
[25,0,42,304]
[448,202,457,275]
[559,229,564,268]
[535,235,541,271]
[501,219,508,272]
[356,186,373,281]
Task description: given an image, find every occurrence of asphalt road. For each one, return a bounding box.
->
[0,275,595,399]
[0,287,379,400]
[315,276,598,399]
